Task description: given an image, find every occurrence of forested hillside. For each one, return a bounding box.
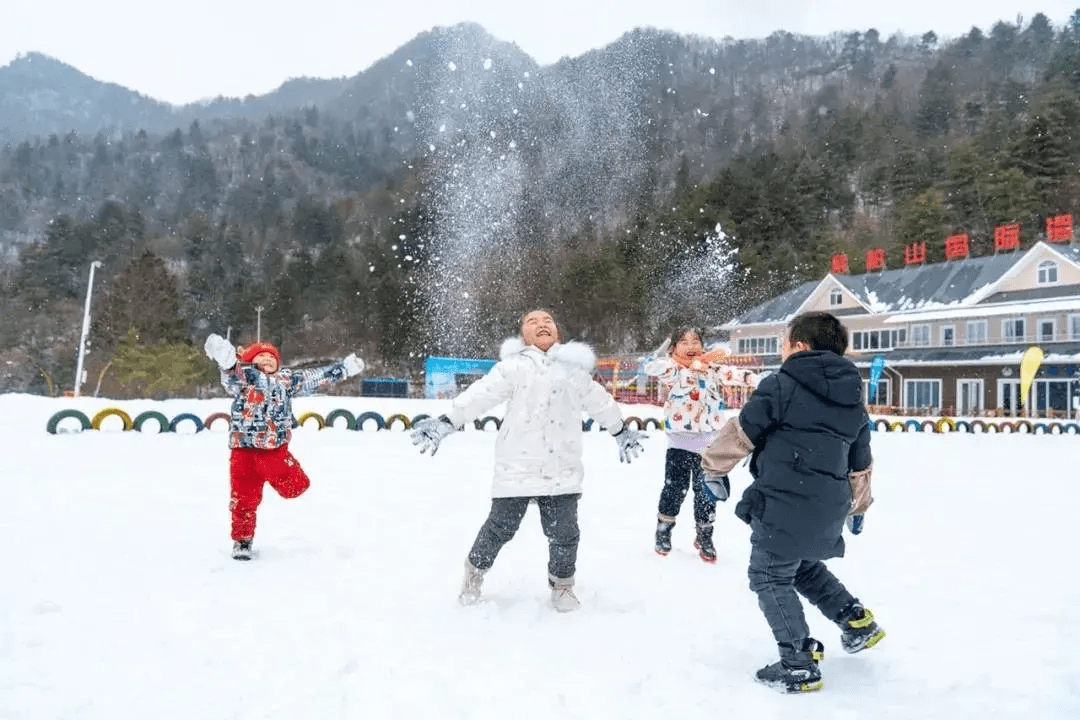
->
[2,13,1079,396]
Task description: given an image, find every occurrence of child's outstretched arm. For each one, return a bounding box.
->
[285,353,365,397]
[204,334,251,394]
[411,362,515,456]
[580,377,645,463]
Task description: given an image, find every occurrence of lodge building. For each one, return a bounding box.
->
[723,217,1080,417]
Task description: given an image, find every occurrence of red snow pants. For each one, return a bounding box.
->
[229,445,311,541]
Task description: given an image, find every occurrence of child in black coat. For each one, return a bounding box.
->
[701,312,883,694]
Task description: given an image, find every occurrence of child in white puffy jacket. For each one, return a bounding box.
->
[410,309,645,611]
[644,328,757,562]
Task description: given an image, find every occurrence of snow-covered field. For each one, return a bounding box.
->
[4,393,1078,719]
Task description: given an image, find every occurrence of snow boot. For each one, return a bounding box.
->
[693,523,717,563]
[836,603,886,653]
[231,539,253,561]
[755,659,823,694]
[549,574,581,612]
[459,559,486,606]
[654,515,675,556]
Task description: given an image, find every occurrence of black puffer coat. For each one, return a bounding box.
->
[734,350,872,561]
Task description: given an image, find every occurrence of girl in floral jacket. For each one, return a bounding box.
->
[644,328,756,562]
[203,334,365,560]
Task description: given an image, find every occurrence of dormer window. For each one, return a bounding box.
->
[829,288,843,306]
[1037,260,1059,285]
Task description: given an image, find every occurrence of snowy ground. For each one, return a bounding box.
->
[4,393,1079,719]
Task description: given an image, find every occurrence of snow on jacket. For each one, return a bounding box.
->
[644,356,729,433]
[701,350,872,561]
[445,339,625,498]
[221,361,349,449]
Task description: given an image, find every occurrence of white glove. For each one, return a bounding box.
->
[613,424,646,463]
[203,334,237,370]
[342,353,365,378]
[411,416,457,456]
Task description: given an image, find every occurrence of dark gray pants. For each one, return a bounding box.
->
[747,544,856,663]
[468,494,581,579]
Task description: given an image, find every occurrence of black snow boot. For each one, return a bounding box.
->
[755,659,823,693]
[654,516,675,555]
[836,602,886,654]
[693,523,717,563]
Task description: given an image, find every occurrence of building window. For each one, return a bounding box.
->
[736,336,779,355]
[829,288,843,306]
[1003,318,1026,343]
[965,320,988,345]
[1037,260,1059,285]
[910,325,931,347]
[1038,318,1056,342]
[941,326,955,346]
[1070,315,1080,340]
[851,329,905,351]
[905,379,941,410]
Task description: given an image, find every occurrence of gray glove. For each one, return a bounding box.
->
[411,416,457,456]
[203,333,237,370]
[702,473,730,502]
[613,425,645,463]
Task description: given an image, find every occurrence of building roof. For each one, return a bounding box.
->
[850,342,1080,367]
[726,245,1074,327]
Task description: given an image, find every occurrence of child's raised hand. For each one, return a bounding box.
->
[612,424,646,463]
[204,334,237,370]
[342,353,365,377]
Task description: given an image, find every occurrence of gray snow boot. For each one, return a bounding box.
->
[231,540,253,561]
[693,523,717,563]
[655,515,675,555]
[459,559,486,605]
[549,574,581,612]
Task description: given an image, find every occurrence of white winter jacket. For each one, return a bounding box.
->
[445,339,625,498]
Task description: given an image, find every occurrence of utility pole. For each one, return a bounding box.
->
[73,261,103,398]
[255,306,264,342]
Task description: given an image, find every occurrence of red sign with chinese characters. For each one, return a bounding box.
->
[903,241,927,265]
[1047,214,1073,243]
[864,248,885,271]
[945,233,969,259]
[830,253,849,274]
[994,224,1020,251]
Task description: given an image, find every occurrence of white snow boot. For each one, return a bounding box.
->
[549,574,581,612]
[459,559,486,605]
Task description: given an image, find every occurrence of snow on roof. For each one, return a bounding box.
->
[883,296,1080,323]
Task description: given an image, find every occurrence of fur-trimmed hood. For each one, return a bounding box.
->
[499,338,597,373]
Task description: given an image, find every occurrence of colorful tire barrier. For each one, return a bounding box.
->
[1034,423,1051,435]
[889,421,906,432]
[1065,423,1080,434]
[385,413,412,430]
[474,416,501,431]
[297,411,326,429]
[971,420,988,433]
[92,407,133,431]
[920,420,936,433]
[623,416,644,430]
[905,420,923,432]
[168,413,204,433]
[1014,420,1033,434]
[203,412,231,431]
[355,411,385,431]
[873,419,890,432]
[642,417,663,431]
[410,413,431,428]
[325,409,357,430]
[954,421,973,433]
[134,411,171,433]
[935,418,957,433]
[46,409,93,434]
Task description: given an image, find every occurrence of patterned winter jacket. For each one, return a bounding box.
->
[220,361,349,449]
[644,356,744,433]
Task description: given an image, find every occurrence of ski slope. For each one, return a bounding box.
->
[4,394,1078,719]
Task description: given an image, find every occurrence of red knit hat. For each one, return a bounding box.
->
[240,342,281,365]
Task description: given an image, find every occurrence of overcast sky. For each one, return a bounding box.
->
[2,1,1077,105]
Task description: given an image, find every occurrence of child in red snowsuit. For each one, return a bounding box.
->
[204,334,365,559]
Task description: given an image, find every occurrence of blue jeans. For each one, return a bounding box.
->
[747,543,856,664]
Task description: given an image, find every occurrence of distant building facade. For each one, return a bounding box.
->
[724,241,1080,416]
